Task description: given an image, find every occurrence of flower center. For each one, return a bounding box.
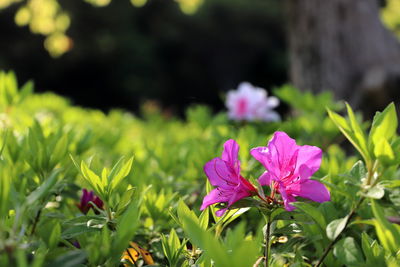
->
[237,98,248,116]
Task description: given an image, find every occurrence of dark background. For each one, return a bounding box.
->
[0,0,287,115]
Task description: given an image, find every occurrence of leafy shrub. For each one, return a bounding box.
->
[0,70,399,266]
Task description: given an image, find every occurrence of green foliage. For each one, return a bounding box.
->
[72,156,134,204]
[327,103,371,165]
[0,71,399,266]
[179,208,261,267]
[161,228,188,267]
[333,237,364,266]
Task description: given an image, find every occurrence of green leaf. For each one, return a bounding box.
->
[373,138,395,161]
[168,228,181,251]
[327,108,370,163]
[80,161,103,195]
[116,187,136,214]
[15,249,28,267]
[361,184,385,199]
[326,216,348,241]
[61,225,100,239]
[0,165,11,217]
[199,209,209,230]
[17,80,33,104]
[360,232,385,266]
[369,102,397,150]
[291,202,326,230]
[370,200,400,254]
[48,223,61,249]
[50,134,68,166]
[45,250,87,267]
[111,193,142,263]
[161,228,186,266]
[31,244,47,267]
[345,102,369,155]
[334,237,364,266]
[349,161,367,182]
[109,157,133,190]
[179,211,231,267]
[177,199,199,226]
[361,232,374,263]
[26,169,60,205]
[270,207,286,221]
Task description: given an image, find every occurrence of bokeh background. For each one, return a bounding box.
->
[0,0,399,116]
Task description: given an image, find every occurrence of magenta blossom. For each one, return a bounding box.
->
[77,189,104,214]
[201,139,257,216]
[251,132,330,211]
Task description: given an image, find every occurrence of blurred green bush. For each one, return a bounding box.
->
[0,71,399,266]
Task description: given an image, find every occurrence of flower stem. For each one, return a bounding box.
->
[264,215,271,267]
[314,197,364,267]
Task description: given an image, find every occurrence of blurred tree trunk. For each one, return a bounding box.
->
[287,0,400,114]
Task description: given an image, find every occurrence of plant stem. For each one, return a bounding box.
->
[264,215,271,267]
[29,209,42,236]
[106,205,113,221]
[314,197,364,267]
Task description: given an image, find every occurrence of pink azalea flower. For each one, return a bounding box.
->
[226,82,280,122]
[201,139,257,216]
[251,131,330,211]
[77,189,104,215]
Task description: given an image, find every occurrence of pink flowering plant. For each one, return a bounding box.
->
[251,131,330,211]
[202,132,329,216]
[201,131,331,265]
[200,139,258,216]
[226,82,280,122]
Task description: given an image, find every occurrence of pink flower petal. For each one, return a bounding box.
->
[251,132,298,179]
[250,146,270,168]
[269,132,298,170]
[258,171,272,186]
[286,179,330,203]
[215,208,228,217]
[227,188,252,206]
[204,158,239,189]
[298,165,313,181]
[200,188,229,210]
[295,145,322,177]
[279,186,297,211]
[221,139,240,175]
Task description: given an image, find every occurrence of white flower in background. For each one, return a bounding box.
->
[226,82,280,122]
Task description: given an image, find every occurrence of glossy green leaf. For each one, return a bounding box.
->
[373,138,395,161]
[327,108,370,163]
[326,216,348,241]
[361,184,385,199]
[292,202,326,230]
[61,224,100,239]
[334,237,364,266]
[369,102,397,149]
[109,156,133,190]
